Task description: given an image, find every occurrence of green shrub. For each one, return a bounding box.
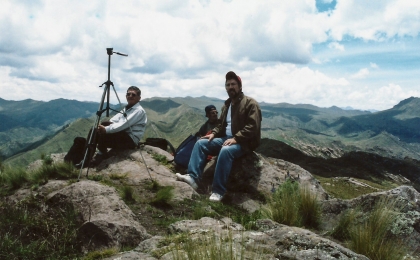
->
[30,162,78,185]
[349,198,406,260]
[169,232,268,260]
[152,153,169,165]
[0,166,28,189]
[330,209,359,241]
[299,186,321,229]
[109,173,128,180]
[152,186,174,206]
[262,180,321,229]
[0,199,82,259]
[83,247,119,260]
[120,185,135,203]
[42,154,54,165]
[145,179,161,192]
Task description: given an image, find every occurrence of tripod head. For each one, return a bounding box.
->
[107,47,128,56]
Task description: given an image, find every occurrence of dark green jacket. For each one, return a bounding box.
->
[212,92,262,152]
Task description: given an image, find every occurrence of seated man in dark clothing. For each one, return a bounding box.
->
[197,105,219,137]
[89,86,147,166]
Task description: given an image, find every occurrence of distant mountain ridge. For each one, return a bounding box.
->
[2,96,420,166]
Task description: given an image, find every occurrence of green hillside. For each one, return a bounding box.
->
[4,118,94,166]
[4,100,206,167]
[0,98,101,161]
[2,96,420,167]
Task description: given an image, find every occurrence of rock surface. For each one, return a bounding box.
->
[112,218,369,260]
[8,146,420,258]
[46,180,151,251]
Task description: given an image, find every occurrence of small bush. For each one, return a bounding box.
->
[120,185,135,203]
[170,232,268,260]
[145,179,162,192]
[42,154,54,165]
[110,173,128,180]
[330,209,359,241]
[30,162,78,185]
[0,199,82,259]
[84,247,119,260]
[349,198,406,260]
[262,180,321,229]
[0,166,28,189]
[152,153,169,165]
[152,186,174,206]
[299,186,321,229]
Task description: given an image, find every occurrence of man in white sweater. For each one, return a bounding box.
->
[90,86,147,166]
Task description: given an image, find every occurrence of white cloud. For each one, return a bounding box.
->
[329,0,420,41]
[328,42,345,51]
[351,68,370,79]
[0,0,419,112]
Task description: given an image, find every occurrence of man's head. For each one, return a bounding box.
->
[225,71,242,99]
[126,86,141,106]
[205,104,218,123]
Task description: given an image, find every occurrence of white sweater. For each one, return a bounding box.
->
[105,102,147,144]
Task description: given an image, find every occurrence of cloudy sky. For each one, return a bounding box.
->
[1,0,419,111]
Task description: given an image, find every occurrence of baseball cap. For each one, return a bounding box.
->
[205,105,217,115]
[225,71,242,87]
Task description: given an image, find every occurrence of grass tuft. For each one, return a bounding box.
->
[120,185,136,203]
[168,232,268,260]
[0,198,82,259]
[348,198,406,260]
[109,173,129,180]
[83,247,119,260]
[152,186,174,206]
[330,209,359,241]
[262,180,321,229]
[0,166,28,190]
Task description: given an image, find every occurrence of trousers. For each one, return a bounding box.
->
[188,136,244,195]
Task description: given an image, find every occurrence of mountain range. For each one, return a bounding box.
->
[1,96,420,174]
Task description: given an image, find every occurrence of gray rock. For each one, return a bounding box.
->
[46,180,151,251]
[165,217,368,260]
[94,149,197,202]
[322,185,420,254]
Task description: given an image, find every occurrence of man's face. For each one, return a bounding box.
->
[126,90,141,106]
[225,79,241,99]
[207,108,218,123]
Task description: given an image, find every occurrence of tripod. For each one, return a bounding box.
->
[77,48,128,180]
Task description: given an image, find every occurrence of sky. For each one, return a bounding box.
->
[1,0,419,111]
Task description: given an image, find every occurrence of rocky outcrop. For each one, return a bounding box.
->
[46,180,151,251]
[10,146,420,258]
[202,152,327,196]
[107,218,368,260]
[322,185,420,254]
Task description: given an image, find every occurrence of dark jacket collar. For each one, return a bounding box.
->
[224,92,244,106]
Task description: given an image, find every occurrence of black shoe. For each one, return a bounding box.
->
[89,153,109,167]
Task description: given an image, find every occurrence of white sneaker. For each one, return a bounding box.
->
[209,193,223,202]
[175,173,198,190]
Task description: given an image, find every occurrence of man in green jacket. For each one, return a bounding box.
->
[176,71,262,202]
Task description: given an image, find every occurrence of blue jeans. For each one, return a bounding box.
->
[188,136,244,195]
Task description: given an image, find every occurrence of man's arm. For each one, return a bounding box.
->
[233,99,261,144]
[104,107,146,134]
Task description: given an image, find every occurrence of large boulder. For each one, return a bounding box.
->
[92,148,197,202]
[46,180,151,251]
[114,217,368,260]
[200,152,328,211]
[322,185,420,254]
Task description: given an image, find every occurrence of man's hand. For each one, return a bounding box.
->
[201,133,215,141]
[223,138,237,146]
[97,125,107,134]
